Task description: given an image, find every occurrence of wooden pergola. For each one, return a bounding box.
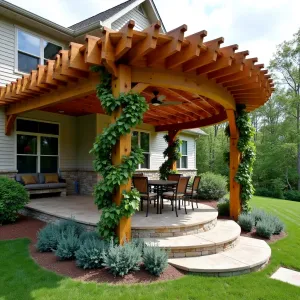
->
[0,20,273,240]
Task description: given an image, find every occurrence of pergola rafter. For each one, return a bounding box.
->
[0,20,273,232]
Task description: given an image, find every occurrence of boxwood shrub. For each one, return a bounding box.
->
[217,198,230,216]
[0,177,29,224]
[197,172,228,200]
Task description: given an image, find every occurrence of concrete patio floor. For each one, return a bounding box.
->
[25,195,218,229]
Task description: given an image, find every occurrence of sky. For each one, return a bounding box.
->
[6,0,300,66]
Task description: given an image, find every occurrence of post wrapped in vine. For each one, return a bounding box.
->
[159,134,182,180]
[225,105,256,213]
[90,66,148,242]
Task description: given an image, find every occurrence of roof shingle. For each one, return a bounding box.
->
[68,0,137,31]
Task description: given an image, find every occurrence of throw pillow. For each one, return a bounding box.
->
[22,175,36,185]
[45,174,59,184]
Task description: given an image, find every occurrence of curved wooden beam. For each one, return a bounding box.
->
[131,67,236,110]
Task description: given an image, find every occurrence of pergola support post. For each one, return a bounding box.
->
[168,129,180,171]
[226,109,241,220]
[111,64,132,243]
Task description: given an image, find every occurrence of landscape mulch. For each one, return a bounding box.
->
[0,215,185,285]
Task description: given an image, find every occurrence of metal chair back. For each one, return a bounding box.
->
[191,176,201,194]
[167,173,181,182]
[133,173,144,177]
[177,176,190,194]
[132,176,148,194]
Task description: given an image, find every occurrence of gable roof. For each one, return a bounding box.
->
[68,0,136,31]
[183,128,207,136]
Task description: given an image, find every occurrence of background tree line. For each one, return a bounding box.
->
[196,29,300,200]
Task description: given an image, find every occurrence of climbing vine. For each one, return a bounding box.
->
[225,105,256,212]
[90,66,148,242]
[159,134,182,180]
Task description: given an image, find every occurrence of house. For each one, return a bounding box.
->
[0,0,204,195]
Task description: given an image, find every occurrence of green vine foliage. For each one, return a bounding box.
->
[159,135,182,180]
[90,66,148,242]
[225,105,256,213]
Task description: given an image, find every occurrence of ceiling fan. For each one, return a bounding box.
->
[150,90,182,106]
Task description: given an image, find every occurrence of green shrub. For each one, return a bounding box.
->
[284,190,300,202]
[238,213,254,232]
[102,241,142,277]
[36,223,61,252]
[79,231,100,243]
[217,198,230,216]
[256,218,276,239]
[0,177,29,224]
[251,208,266,226]
[197,172,227,200]
[143,246,168,276]
[75,238,108,269]
[55,227,81,260]
[255,187,284,199]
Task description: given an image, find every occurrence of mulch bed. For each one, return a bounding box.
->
[0,215,185,285]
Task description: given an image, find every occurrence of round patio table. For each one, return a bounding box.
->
[148,180,177,214]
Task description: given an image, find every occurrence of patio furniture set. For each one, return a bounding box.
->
[132,174,201,217]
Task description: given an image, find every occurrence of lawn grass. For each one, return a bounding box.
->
[0,196,300,300]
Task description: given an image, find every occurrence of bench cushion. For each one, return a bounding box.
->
[25,183,67,190]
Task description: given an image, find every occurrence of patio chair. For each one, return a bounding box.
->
[162,176,190,217]
[185,176,201,210]
[132,176,157,217]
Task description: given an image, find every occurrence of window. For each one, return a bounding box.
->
[131,131,150,169]
[177,140,188,169]
[17,29,62,73]
[16,119,59,173]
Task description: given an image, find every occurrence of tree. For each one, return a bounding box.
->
[269,28,300,190]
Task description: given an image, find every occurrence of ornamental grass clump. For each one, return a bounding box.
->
[102,241,142,277]
[238,213,254,232]
[217,198,230,216]
[0,177,29,224]
[36,223,61,252]
[256,218,276,239]
[75,238,108,269]
[143,246,168,276]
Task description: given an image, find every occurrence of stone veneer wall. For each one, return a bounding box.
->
[0,170,17,179]
[60,169,97,196]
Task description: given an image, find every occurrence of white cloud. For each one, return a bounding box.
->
[6,0,300,65]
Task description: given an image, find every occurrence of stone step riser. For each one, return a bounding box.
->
[166,238,239,258]
[132,218,217,238]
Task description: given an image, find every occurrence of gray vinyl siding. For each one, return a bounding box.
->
[111,7,151,31]
[0,18,20,86]
[0,108,16,170]
[76,114,96,171]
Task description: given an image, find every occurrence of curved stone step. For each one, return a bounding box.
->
[132,203,218,238]
[168,236,271,276]
[144,220,241,257]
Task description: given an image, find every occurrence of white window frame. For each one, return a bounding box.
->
[177,140,188,169]
[131,129,151,170]
[15,117,60,173]
[14,26,63,75]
